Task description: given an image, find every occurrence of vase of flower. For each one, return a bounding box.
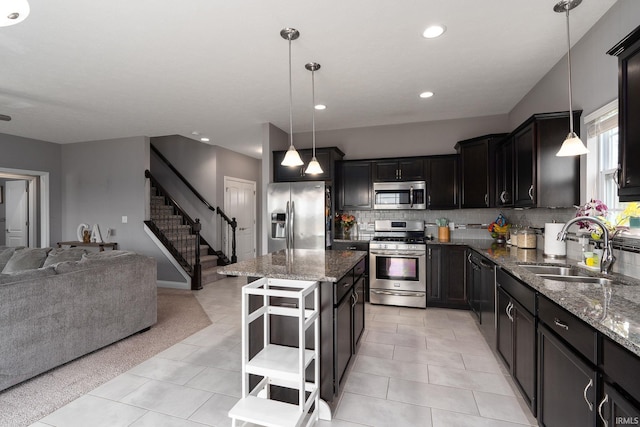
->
[337,213,356,240]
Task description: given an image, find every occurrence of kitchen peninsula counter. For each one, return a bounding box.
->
[217,248,366,282]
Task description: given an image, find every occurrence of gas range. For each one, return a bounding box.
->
[369,220,427,250]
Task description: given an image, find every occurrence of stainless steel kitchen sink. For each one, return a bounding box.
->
[517,264,590,277]
[537,274,613,285]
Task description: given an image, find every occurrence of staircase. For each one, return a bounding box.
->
[149,190,227,287]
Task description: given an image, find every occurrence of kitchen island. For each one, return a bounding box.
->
[218,249,367,416]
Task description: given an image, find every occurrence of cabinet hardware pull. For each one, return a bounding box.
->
[553,318,569,330]
[484,193,489,206]
[528,185,534,200]
[506,301,514,322]
[583,378,594,411]
[428,248,432,259]
[598,393,609,427]
[614,165,621,189]
[500,190,506,203]
[348,246,357,250]
[343,282,351,288]
[351,292,357,307]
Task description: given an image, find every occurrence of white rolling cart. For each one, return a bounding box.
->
[228,277,321,427]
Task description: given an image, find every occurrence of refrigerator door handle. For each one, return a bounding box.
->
[290,200,295,249]
[285,201,290,250]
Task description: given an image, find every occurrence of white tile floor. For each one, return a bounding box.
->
[31,277,538,427]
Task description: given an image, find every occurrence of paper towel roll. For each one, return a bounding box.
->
[544,223,566,257]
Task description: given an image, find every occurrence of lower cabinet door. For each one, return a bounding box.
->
[336,293,353,386]
[513,301,536,414]
[538,325,598,427]
[599,382,640,427]
[496,287,513,369]
[353,278,365,350]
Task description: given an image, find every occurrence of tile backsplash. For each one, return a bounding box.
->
[341,207,640,279]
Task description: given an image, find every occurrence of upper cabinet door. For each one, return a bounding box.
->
[373,158,424,181]
[608,26,640,202]
[338,161,373,210]
[496,139,514,207]
[426,155,459,210]
[456,135,505,209]
[513,124,536,207]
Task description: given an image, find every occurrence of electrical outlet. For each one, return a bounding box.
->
[122,216,128,224]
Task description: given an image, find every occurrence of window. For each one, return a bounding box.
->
[585,100,634,234]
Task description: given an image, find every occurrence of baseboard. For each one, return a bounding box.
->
[157,280,190,290]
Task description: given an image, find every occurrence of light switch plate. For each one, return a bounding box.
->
[122,216,128,224]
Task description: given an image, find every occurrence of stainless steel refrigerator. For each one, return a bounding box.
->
[267,181,331,252]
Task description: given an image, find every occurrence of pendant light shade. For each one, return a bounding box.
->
[554,0,589,157]
[305,62,323,175]
[280,28,304,167]
[0,0,30,27]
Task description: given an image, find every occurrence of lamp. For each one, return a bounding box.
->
[280,28,304,167]
[555,0,589,157]
[305,62,323,175]
[0,0,30,27]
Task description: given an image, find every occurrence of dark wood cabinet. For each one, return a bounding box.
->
[373,158,424,181]
[496,138,514,207]
[352,275,365,351]
[337,161,373,210]
[538,324,598,427]
[510,112,581,208]
[273,147,344,182]
[496,269,536,414]
[608,25,640,202]
[599,382,640,427]
[336,291,352,384]
[456,134,506,208]
[332,240,369,302]
[427,244,467,309]
[425,155,459,210]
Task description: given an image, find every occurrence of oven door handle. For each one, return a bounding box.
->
[370,250,425,257]
[371,290,426,298]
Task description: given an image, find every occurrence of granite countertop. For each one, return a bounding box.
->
[467,242,640,357]
[217,249,367,282]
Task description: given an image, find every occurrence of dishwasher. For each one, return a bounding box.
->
[467,250,496,346]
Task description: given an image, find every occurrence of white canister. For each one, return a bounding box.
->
[544,223,566,257]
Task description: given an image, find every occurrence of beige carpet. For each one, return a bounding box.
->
[0,288,212,427]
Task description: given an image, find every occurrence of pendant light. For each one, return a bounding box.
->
[280,28,304,167]
[305,62,323,175]
[555,0,589,157]
[0,0,30,27]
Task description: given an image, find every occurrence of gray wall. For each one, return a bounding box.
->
[60,136,184,282]
[295,114,509,160]
[0,133,63,245]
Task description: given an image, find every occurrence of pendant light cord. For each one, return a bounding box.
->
[311,68,316,158]
[565,5,575,134]
[288,37,294,148]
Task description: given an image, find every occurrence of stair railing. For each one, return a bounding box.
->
[145,170,203,290]
[149,144,237,263]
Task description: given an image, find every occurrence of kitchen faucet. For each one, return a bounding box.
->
[557,216,616,274]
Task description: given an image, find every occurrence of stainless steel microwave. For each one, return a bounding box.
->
[373,181,427,210]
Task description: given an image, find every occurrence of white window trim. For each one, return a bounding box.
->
[584,99,618,203]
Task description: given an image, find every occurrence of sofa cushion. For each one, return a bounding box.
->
[0,265,56,285]
[0,247,22,272]
[43,248,88,267]
[2,248,52,274]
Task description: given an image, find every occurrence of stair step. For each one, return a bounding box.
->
[202,266,225,284]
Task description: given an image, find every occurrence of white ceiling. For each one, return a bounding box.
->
[0,0,618,158]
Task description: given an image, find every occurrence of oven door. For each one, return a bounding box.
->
[369,249,426,292]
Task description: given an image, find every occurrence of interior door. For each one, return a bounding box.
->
[5,180,28,247]
[224,177,256,262]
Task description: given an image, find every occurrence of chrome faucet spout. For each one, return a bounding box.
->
[556,216,615,274]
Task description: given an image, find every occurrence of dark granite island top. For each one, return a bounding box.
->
[217,248,367,282]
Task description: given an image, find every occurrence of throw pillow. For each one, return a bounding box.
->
[2,247,53,274]
[0,247,20,272]
[43,248,88,267]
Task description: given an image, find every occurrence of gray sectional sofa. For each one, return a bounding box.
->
[0,246,157,391]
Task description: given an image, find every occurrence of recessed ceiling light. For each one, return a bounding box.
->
[423,25,446,39]
[315,104,326,110]
[200,137,210,142]
[419,91,434,99]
